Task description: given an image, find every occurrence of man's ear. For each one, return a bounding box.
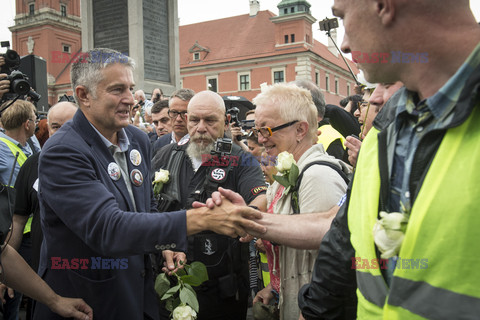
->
[374,0,396,25]
[75,85,90,107]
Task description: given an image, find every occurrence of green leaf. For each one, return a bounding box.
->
[187,261,209,283]
[284,185,291,194]
[273,174,290,188]
[153,182,163,196]
[180,286,199,312]
[176,268,187,277]
[289,164,299,186]
[154,273,171,298]
[180,275,203,287]
[161,283,180,300]
[165,298,174,312]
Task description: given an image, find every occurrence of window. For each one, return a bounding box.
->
[239,73,250,91]
[284,8,288,14]
[325,74,330,91]
[273,70,284,83]
[335,79,339,94]
[315,72,319,86]
[29,4,35,15]
[62,44,71,53]
[306,34,310,43]
[347,83,351,96]
[207,77,217,92]
[290,34,295,43]
[60,4,67,17]
[284,35,289,44]
[193,52,200,61]
[291,7,294,13]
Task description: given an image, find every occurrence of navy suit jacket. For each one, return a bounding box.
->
[152,132,172,155]
[35,110,187,320]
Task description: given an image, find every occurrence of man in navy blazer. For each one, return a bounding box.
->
[34,48,265,320]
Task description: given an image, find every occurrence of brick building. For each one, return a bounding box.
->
[180,0,358,105]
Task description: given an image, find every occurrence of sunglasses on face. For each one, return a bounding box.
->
[252,120,299,138]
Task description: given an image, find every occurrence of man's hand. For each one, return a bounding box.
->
[0,283,14,304]
[205,187,247,209]
[47,295,93,320]
[161,250,187,275]
[0,73,10,99]
[187,196,265,238]
[345,135,362,167]
[253,283,274,305]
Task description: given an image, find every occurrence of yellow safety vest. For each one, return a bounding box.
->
[317,124,345,151]
[0,137,33,234]
[259,252,270,287]
[348,105,480,319]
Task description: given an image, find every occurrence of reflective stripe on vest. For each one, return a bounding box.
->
[349,105,480,319]
[317,124,345,150]
[260,252,270,287]
[0,137,31,234]
[0,137,27,166]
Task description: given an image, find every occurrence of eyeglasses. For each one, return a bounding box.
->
[168,109,187,119]
[252,120,299,138]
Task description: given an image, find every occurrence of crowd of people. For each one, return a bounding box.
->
[1,0,479,319]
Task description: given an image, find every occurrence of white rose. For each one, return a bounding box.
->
[373,212,409,259]
[172,305,197,320]
[378,211,408,231]
[275,151,296,173]
[153,169,169,184]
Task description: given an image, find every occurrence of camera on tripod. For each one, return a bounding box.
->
[1,41,40,103]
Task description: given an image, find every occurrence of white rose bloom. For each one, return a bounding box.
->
[373,212,408,259]
[153,169,169,184]
[172,305,197,320]
[275,151,296,173]
[379,211,408,230]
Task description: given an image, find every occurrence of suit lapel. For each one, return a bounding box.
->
[72,110,136,212]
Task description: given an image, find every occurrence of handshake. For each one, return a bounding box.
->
[186,188,266,240]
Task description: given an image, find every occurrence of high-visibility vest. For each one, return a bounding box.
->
[0,137,32,234]
[317,124,345,150]
[348,105,480,319]
[259,252,270,287]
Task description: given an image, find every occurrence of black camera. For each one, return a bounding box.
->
[0,47,20,74]
[213,137,233,156]
[1,44,39,104]
[227,107,240,127]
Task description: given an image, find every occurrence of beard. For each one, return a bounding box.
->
[186,134,216,161]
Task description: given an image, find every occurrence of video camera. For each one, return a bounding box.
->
[227,107,256,141]
[213,137,233,156]
[1,42,40,104]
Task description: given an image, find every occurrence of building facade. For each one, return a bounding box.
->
[179,0,358,105]
[10,0,82,107]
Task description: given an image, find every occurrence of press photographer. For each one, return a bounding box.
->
[228,107,256,153]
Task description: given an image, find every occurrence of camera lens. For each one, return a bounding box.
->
[12,79,31,95]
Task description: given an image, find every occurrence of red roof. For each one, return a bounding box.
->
[179,10,358,74]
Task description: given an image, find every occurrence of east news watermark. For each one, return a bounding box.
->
[351,51,429,64]
[351,257,429,270]
[51,257,128,270]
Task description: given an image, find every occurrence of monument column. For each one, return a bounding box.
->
[81,0,179,96]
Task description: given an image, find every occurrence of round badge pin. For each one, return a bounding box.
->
[178,138,189,146]
[130,169,143,186]
[108,162,121,181]
[211,168,226,181]
[129,149,142,166]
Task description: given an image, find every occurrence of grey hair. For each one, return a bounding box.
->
[70,48,135,102]
[169,88,196,103]
[253,83,318,144]
[293,79,326,118]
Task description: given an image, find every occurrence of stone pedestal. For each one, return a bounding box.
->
[81,0,179,97]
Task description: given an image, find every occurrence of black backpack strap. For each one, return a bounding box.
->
[291,160,350,214]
